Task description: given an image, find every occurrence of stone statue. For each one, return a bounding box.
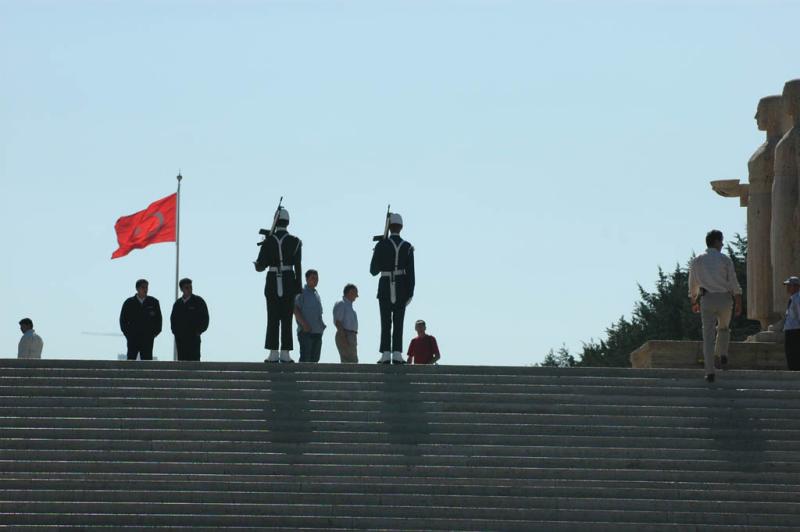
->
[747,95,784,328]
[771,80,800,318]
[711,94,787,331]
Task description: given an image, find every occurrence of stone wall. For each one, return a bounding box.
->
[631,340,786,370]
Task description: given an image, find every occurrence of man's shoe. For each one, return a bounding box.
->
[265,350,280,363]
[377,352,391,364]
[705,373,715,383]
[391,351,405,364]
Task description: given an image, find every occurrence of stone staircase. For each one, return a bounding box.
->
[1,359,799,530]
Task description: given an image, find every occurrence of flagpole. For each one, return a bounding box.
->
[174,171,182,361]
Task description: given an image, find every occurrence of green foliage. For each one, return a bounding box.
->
[541,345,576,368]
[549,234,761,368]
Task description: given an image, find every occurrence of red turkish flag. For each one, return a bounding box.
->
[111,193,177,259]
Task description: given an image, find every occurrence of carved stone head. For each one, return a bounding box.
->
[755,95,782,132]
[781,79,800,120]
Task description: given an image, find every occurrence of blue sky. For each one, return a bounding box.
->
[1,0,798,365]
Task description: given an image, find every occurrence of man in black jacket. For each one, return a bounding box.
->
[119,279,162,360]
[370,212,415,364]
[170,278,210,361]
[254,207,302,363]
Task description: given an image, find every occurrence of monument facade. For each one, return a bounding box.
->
[634,79,799,368]
[748,95,784,328]
[771,79,800,317]
[711,92,790,330]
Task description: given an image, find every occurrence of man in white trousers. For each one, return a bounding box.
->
[688,230,742,382]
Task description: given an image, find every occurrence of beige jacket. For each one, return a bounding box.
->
[18,331,43,359]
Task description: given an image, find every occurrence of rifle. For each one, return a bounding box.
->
[372,204,391,242]
[257,196,284,246]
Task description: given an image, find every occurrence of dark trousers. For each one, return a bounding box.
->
[126,335,154,360]
[785,329,800,370]
[379,298,406,353]
[175,335,201,361]
[266,296,294,350]
[298,331,323,362]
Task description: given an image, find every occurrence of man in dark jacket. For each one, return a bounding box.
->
[119,279,162,360]
[370,212,415,364]
[170,278,210,361]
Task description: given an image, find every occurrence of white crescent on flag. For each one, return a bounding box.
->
[132,211,165,239]
[146,212,165,238]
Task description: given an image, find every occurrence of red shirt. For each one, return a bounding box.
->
[407,335,440,364]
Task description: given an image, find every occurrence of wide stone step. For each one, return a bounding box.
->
[9,366,800,388]
[6,473,799,496]
[2,490,800,516]
[4,376,800,400]
[5,388,799,411]
[3,428,797,451]
[1,524,797,532]
[2,396,797,420]
[4,478,800,503]
[0,407,800,434]
[4,372,800,392]
[2,359,798,381]
[4,408,800,434]
[3,438,797,462]
[2,417,797,442]
[2,360,798,530]
[2,460,799,484]
[2,448,798,473]
[0,370,800,397]
[1,503,798,528]
[0,359,716,374]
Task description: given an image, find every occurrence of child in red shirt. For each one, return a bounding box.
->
[406,320,441,364]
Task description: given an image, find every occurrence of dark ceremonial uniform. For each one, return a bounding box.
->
[119,295,162,360]
[370,233,415,354]
[255,228,303,351]
[170,295,210,361]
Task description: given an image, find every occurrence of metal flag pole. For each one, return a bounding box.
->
[174,171,182,361]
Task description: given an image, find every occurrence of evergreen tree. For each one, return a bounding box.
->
[543,234,760,367]
[541,345,576,368]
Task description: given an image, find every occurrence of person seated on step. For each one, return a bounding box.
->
[406,320,440,365]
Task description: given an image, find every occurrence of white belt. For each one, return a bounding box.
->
[381,270,406,304]
[268,266,294,297]
[268,266,295,272]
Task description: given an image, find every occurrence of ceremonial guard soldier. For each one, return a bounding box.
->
[370,212,415,364]
[255,207,303,363]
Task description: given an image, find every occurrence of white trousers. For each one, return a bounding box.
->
[700,292,733,374]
